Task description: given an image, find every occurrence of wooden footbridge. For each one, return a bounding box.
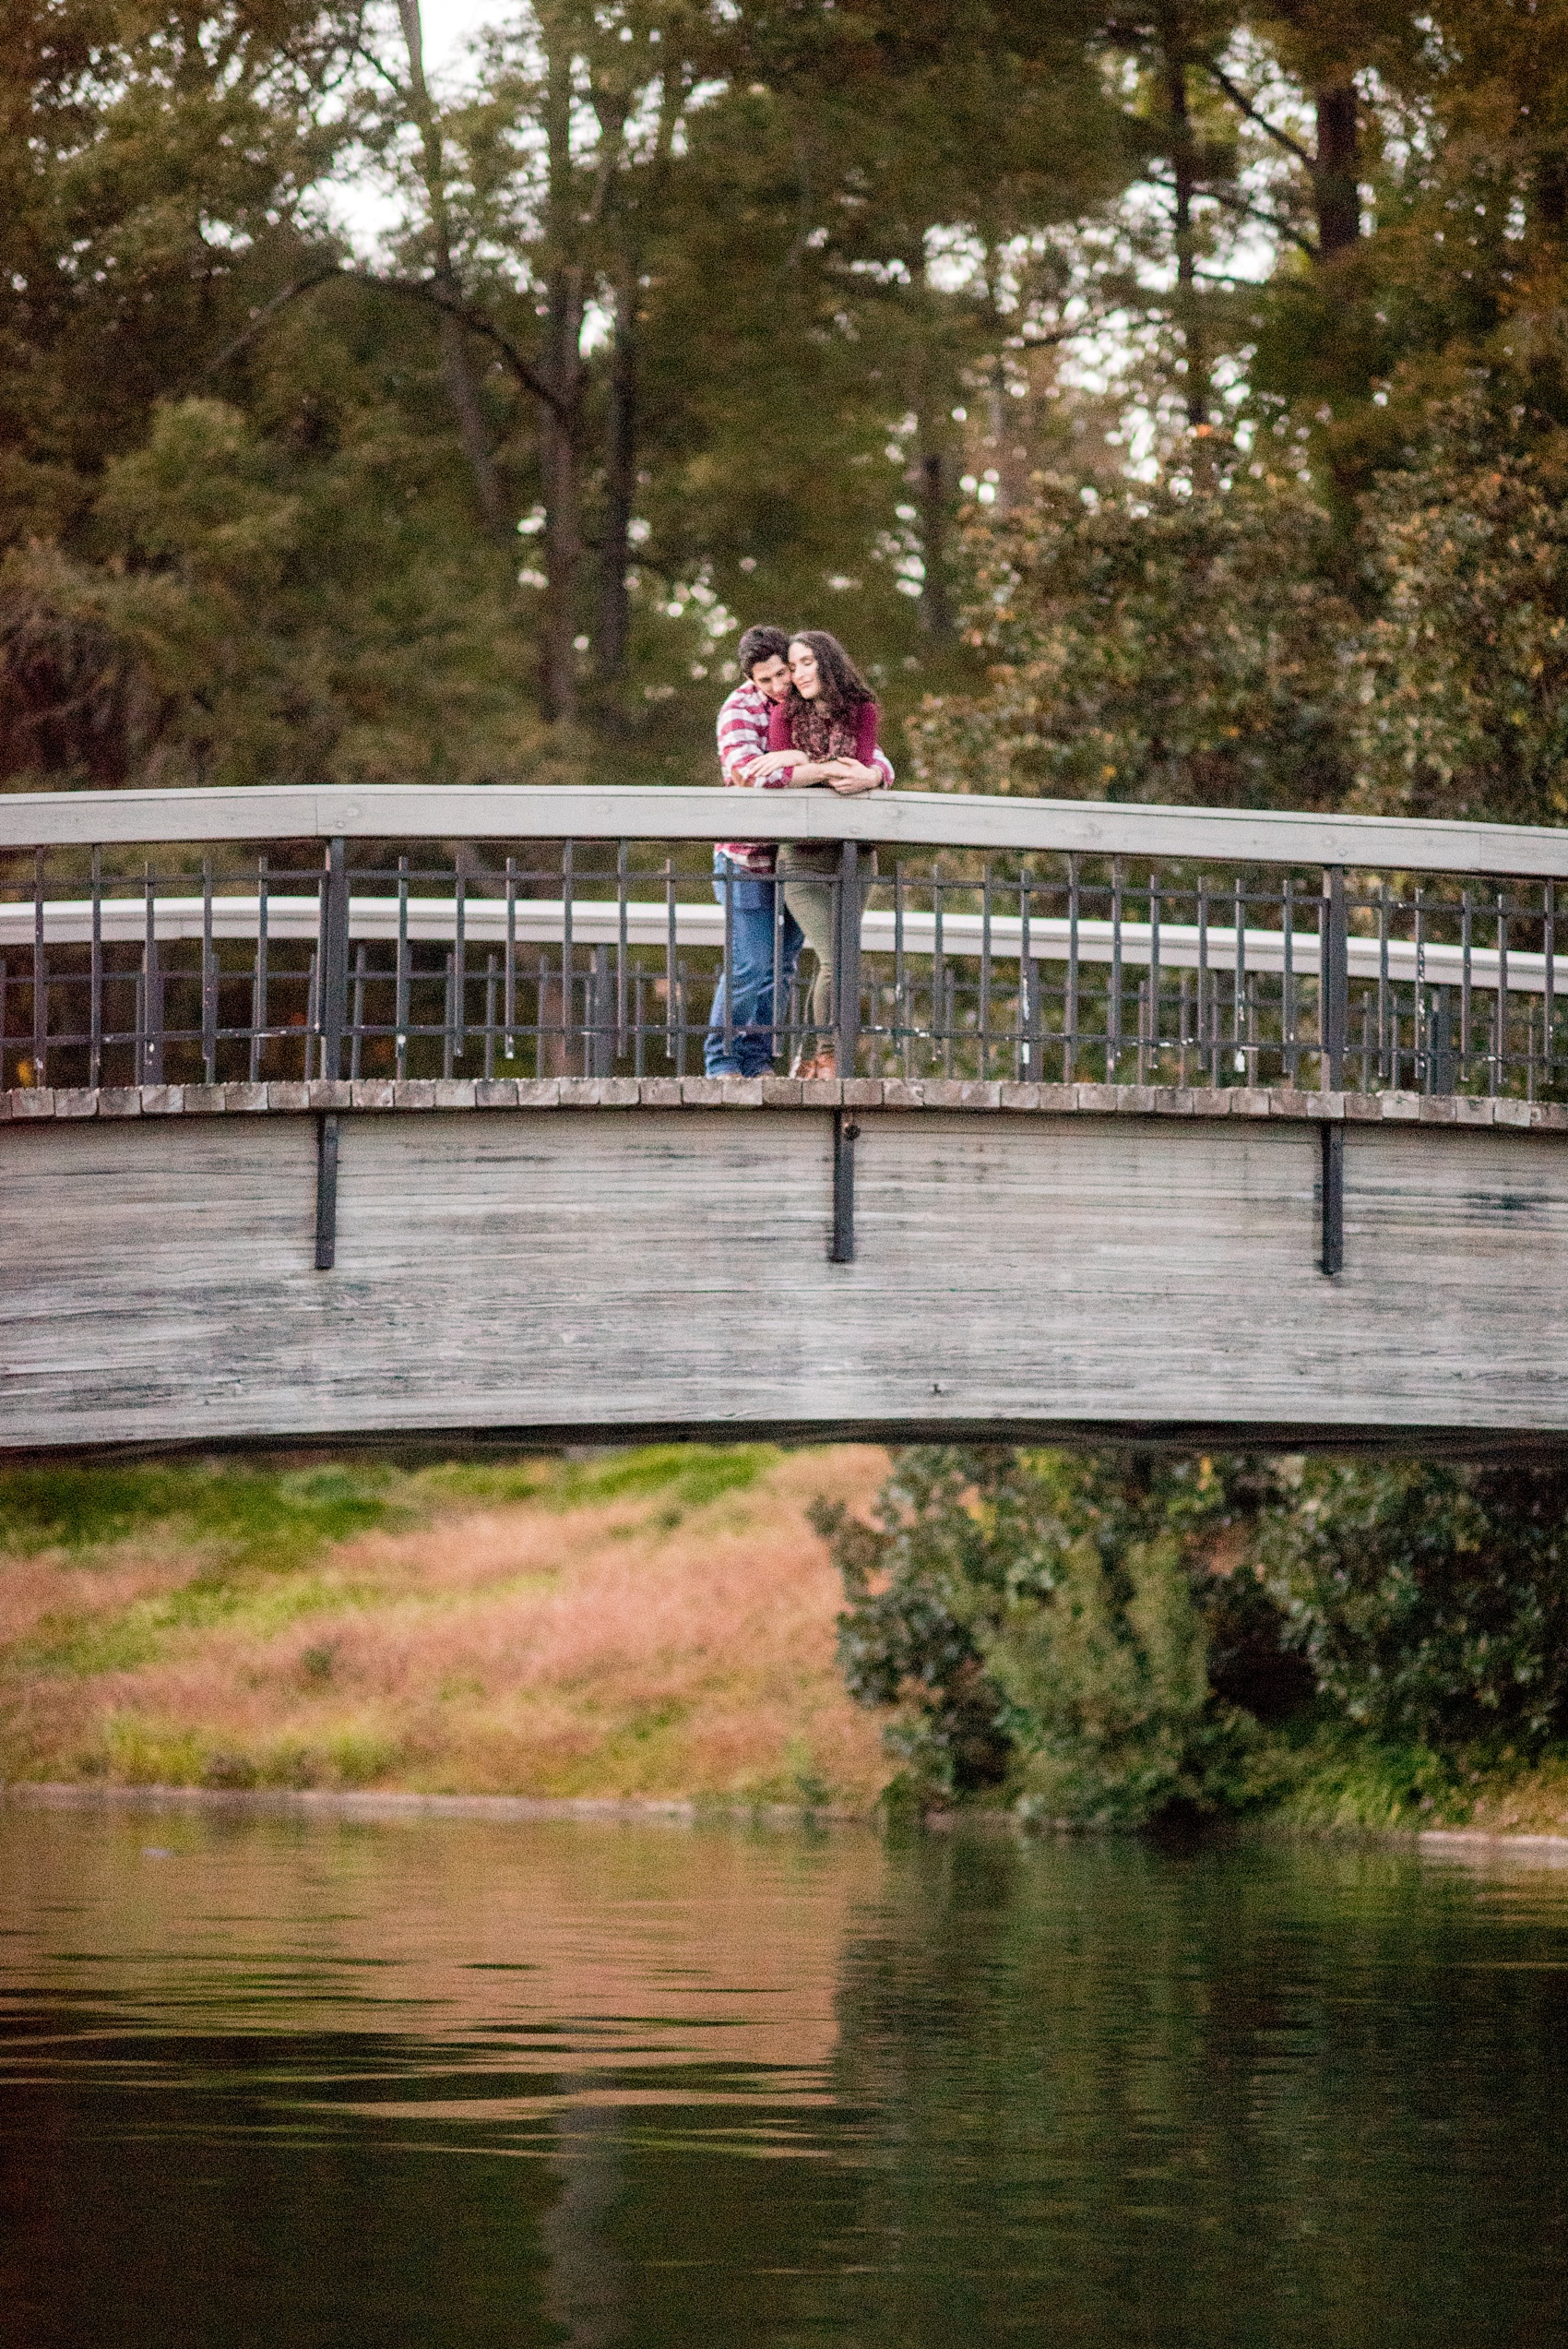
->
[5,782,1568,1458]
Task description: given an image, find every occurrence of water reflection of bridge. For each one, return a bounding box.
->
[5,784,1568,1458]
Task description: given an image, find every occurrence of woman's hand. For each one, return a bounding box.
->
[743,748,807,782]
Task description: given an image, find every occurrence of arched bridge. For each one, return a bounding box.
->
[5,782,1568,1458]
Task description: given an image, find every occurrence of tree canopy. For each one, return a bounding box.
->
[6,0,1568,806]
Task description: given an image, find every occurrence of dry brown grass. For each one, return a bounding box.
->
[0,1446,892,1807]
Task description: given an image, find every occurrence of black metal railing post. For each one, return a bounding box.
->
[1321,864,1348,1091]
[319,838,350,1081]
[315,836,349,1272]
[1320,864,1348,1276]
[31,847,46,1085]
[1430,986,1455,1096]
[142,862,161,1084]
[836,841,861,1076]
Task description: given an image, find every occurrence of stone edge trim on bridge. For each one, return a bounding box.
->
[1,1078,1560,1128]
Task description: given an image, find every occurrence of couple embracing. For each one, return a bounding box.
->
[707,625,892,1080]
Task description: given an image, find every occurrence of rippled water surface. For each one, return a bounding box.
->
[3,1801,1567,2347]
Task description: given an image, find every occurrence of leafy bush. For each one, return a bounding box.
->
[1258,1459,1568,1754]
[1346,383,1568,825]
[984,1530,1228,1830]
[906,461,1353,809]
[815,1447,1300,1824]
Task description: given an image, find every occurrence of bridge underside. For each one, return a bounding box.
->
[4,1097,1567,1460]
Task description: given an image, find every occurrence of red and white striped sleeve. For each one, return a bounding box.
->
[716,684,769,785]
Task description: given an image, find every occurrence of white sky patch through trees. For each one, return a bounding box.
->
[323,0,497,249]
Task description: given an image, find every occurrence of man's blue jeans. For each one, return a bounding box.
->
[705,857,804,1076]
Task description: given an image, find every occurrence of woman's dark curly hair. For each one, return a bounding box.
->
[786,629,874,719]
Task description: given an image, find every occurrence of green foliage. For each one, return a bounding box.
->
[3,378,547,788]
[1269,1728,1470,1832]
[1346,384,1568,823]
[817,1447,1297,1823]
[984,1531,1236,1830]
[824,1437,1568,1823]
[10,0,1568,828]
[908,460,1354,807]
[826,1440,1568,1829]
[1258,1457,1568,1754]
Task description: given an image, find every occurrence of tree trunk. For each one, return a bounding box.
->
[395,0,508,545]
[539,369,582,725]
[539,22,584,724]
[917,447,954,640]
[1165,44,1206,430]
[438,312,508,543]
[597,277,637,684]
[1313,79,1360,260]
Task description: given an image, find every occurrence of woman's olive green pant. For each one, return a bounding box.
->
[778,847,875,1045]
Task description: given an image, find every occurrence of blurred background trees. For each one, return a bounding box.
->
[9,0,1568,803]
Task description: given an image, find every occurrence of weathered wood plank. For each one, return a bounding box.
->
[3,1111,1568,1451]
[3,782,1568,879]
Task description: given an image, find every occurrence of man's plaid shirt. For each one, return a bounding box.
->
[714,680,894,874]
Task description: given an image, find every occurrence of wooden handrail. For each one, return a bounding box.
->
[3,782,1568,879]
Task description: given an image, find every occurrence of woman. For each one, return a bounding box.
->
[746,631,889,1078]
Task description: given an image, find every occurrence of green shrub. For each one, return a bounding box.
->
[1258,1459,1568,1753]
[985,1532,1223,1828]
[816,1447,1300,1824]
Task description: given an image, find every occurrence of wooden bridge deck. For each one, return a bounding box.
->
[4,1079,1565,1458]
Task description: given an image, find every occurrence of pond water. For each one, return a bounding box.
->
[2,1800,1565,2348]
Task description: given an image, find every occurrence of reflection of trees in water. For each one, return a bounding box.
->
[11,1813,1568,2346]
[542,2104,625,2349]
[811,1835,1568,2349]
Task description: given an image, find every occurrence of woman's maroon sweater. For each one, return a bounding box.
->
[766,697,881,764]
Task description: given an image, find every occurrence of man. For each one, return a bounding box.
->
[704,625,804,1077]
[706,625,892,1076]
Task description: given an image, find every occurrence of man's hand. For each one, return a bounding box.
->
[820,758,886,795]
[744,748,807,782]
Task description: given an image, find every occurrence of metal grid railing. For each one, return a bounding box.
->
[0,838,1561,1099]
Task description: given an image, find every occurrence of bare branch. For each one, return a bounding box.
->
[200,265,571,420]
[1201,61,1314,170]
[380,276,572,420]
[1205,184,1319,258]
[198,269,344,376]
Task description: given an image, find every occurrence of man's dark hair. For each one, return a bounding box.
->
[786,629,875,718]
[737,625,789,676]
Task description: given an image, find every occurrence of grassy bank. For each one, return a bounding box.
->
[0,1445,889,1807]
[5,1441,1568,1836]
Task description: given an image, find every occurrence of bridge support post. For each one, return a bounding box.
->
[1319,1124,1344,1277]
[315,1115,339,1271]
[830,1112,858,1263]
